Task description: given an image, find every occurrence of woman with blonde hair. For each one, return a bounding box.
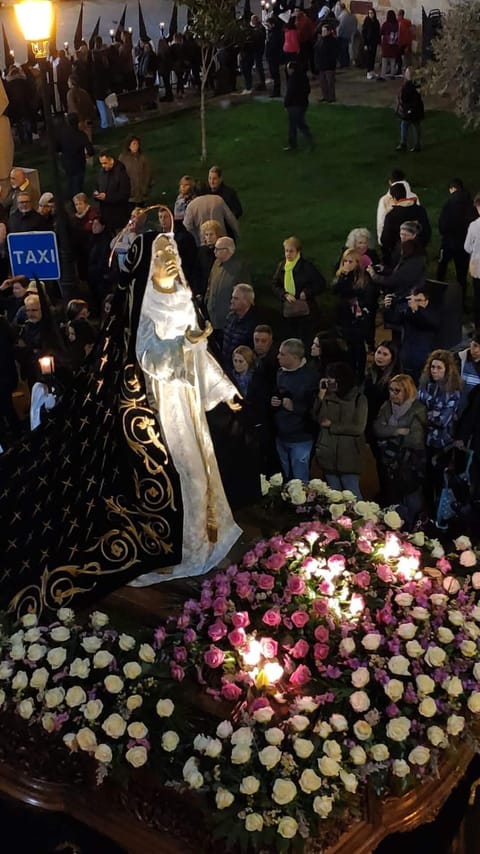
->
[174,174,196,222]
[333,249,376,377]
[194,219,226,303]
[272,235,325,347]
[373,373,427,524]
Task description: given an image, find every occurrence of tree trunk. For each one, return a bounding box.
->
[200,77,207,162]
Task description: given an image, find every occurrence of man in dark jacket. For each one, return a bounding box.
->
[222,284,258,366]
[381,183,431,266]
[314,25,339,104]
[208,165,243,219]
[437,178,478,305]
[8,193,46,234]
[94,151,131,233]
[265,14,283,98]
[57,113,95,199]
[284,61,314,152]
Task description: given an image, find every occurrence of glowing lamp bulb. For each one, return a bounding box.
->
[242,639,262,667]
[383,533,401,560]
[263,661,283,684]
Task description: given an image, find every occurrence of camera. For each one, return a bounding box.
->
[320,378,338,391]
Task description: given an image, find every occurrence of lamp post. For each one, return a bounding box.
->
[15,0,78,302]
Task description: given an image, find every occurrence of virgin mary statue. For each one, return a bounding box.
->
[126,221,242,586]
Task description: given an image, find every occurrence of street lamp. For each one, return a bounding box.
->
[14,0,78,302]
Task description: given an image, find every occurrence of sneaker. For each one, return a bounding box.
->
[240,89,252,95]
[283,146,297,152]
[409,145,421,152]
[396,143,406,151]
[366,72,374,80]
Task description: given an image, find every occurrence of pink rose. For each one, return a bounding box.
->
[355,571,371,589]
[262,609,281,627]
[231,611,250,629]
[242,551,257,567]
[377,564,394,583]
[314,625,329,643]
[302,557,319,574]
[221,680,242,701]
[204,646,225,668]
[460,550,477,568]
[290,639,309,659]
[436,557,452,575]
[286,576,306,596]
[228,628,246,647]
[260,637,278,658]
[314,643,330,660]
[269,535,285,550]
[264,553,286,572]
[312,598,329,616]
[291,610,310,629]
[236,585,253,599]
[472,572,480,590]
[173,645,187,663]
[257,573,275,591]
[357,538,373,554]
[183,628,197,645]
[213,597,228,616]
[443,576,460,595]
[322,526,340,544]
[289,664,312,687]
[208,620,227,642]
[336,516,353,529]
[177,614,190,629]
[320,579,334,596]
[327,554,346,574]
[170,662,185,681]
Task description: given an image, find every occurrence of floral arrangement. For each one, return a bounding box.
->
[1,478,480,852]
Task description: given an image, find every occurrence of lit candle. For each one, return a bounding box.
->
[160,21,165,29]
[128,26,132,34]
[10,49,15,59]
[38,355,55,375]
[109,28,115,37]
[64,41,68,48]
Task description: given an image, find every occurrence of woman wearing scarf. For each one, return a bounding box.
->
[374,373,427,526]
[272,235,325,348]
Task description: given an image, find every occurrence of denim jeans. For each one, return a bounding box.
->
[276,438,313,482]
[400,119,420,148]
[96,99,114,129]
[325,473,362,498]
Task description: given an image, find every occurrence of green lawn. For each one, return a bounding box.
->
[17,100,479,325]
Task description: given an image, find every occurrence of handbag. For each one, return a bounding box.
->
[283,298,310,319]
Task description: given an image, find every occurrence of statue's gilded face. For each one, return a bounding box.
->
[151,236,179,293]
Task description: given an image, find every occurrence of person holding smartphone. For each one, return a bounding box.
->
[313,361,368,498]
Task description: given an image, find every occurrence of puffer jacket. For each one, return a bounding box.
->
[314,386,368,474]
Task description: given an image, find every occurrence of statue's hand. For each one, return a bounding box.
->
[185,321,213,344]
[226,397,242,412]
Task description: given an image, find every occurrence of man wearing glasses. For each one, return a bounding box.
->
[7,192,45,234]
[206,237,251,345]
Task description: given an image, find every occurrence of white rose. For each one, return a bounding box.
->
[313,796,333,818]
[416,674,435,696]
[24,628,41,643]
[9,630,24,645]
[265,727,284,746]
[90,611,109,629]
[295,697,319,714]
[231,744,251,764]
[278,817,298,839]
[119,633,136,651]
[0,663,13,680]
[447,714,465,736]
[252,706,274,724]
[427,726,447,748]
[272,779,297,805]
[472,604,480,621]
[318,756,340,777]
[353,720,372,741]
[11,644,26,662]
[342,490,357,501]
[216,720,233,739]
[465,622,480,640]
[240,776,260,795]
[340,769,358,792]
[350,745,367,765]
[397,623,417,640]
[419,697,437,718]
[411,607,430,621]
[350,690,370,713]
[95,744,113,764]
[66,686,87,707]
[329,714,347,732]
[245,813,263,833]
[467,692,480,713]
[406,640,424,659]
[81,636,102,653]
[329,502,346,520]
[258,745,281,769]
[126,746,148,768]
[351,667,370,688]
[18,698,34,719]
[443,577,460,595]
[69,658,90,679]
[50,626,70,643]
[83,699,104,721]
[289,714,310,732]
[385,679,404,702]
[461,640,477,658]
[395,593,413,607]
[340,638,356,656]
[474,662,480,682]
[42,713,56,733]
[437,627,454,644]
[47,648,67,669]
[76,727,98,752]
[384,510,403,529]
[156,698,175,718]
[57,608,75,623]
[412,531,425,546]
[388,655,410,676]
[442,676,463,697]
[44,687,65,708]
[126,694,143,711]
[185,770,204,789]
[290,488,307,505]
[455,535,472,551]
[231,727,253,746]
[27,643,47,662]
[370,743,389,762]
[460,550,477,568]
[127,721,148,740]
[21,613,37,628]
[408,746,431,766]
[139,643,155,663]
[123,661,142,680]
[448,611,465,627]
[93,650,114,669]
[162,731,180,752]
[270,473,283,487]
[392,759,410,778]
[12,671,28,692]
[215,787,234,810]
[430,594,448,607]
[355,500,379,521]
[30,667,49,691]
[472,575,480,592]
[323,739,342,761]
[260,474,269,496]
[361,634,381,651]
[102,713,127,739]
[424,646,446,667]
[104,675,124,694]
[386,717,411,742]
[430,540,445,558]
[204,738,222,758]
[299,769,322,793]
[63,733,77,751]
